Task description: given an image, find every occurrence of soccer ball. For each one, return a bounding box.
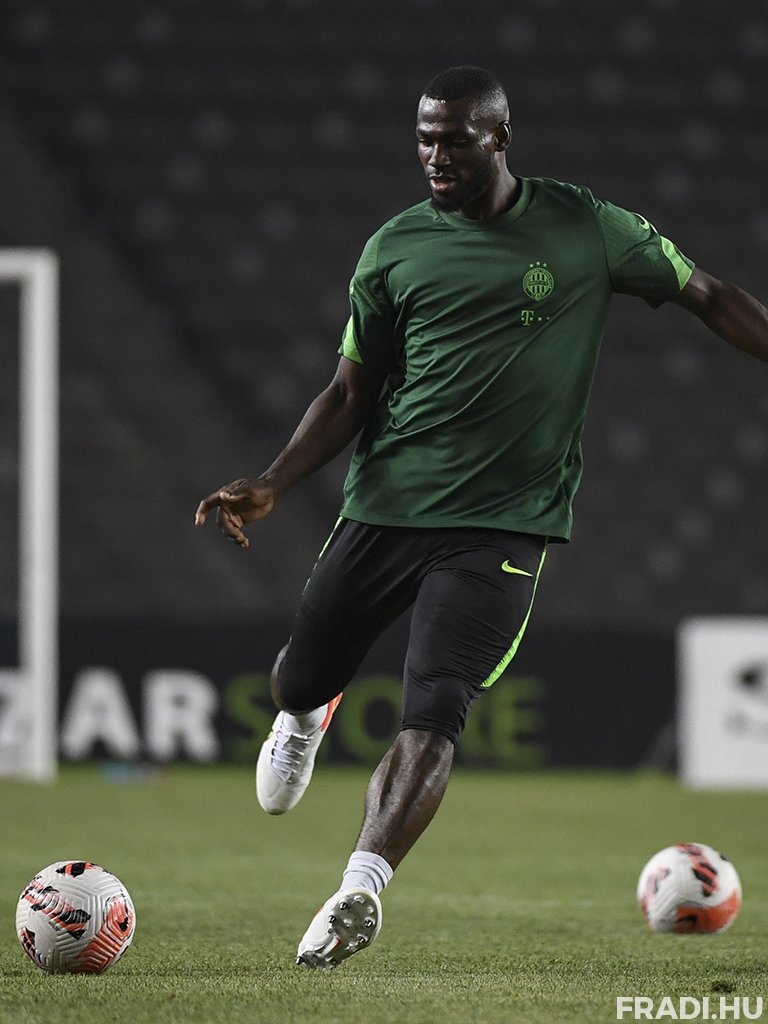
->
[16,861,136,973]
[637,843,741,934]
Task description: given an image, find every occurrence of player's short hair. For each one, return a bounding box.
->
[422,66,507,118]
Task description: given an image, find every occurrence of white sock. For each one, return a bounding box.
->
[341,851,393,896]
[283,704,326,733]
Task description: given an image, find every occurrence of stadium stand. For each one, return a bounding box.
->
[0,0,766,627]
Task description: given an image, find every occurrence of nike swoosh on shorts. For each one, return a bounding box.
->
[501,560,533,577]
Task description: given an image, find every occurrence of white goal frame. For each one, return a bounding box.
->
[0,249,59,782]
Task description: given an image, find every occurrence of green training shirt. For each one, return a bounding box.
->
[338,176,694,540]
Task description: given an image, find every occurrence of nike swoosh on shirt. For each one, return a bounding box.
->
[501,560,533,576]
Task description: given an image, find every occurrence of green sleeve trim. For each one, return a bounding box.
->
[481,547,547,689]
[660,236,694,291]
[340,316,363,364]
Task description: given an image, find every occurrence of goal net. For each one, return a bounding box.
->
[0,249,59,782]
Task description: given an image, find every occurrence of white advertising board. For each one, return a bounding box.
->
[678,618,768,789]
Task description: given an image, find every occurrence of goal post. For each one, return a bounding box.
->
[0,249,59,782]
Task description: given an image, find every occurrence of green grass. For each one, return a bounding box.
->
[1,766,766,1024]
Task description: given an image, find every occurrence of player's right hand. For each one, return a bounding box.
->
[194,477,275,549]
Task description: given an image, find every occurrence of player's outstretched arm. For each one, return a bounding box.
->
[674,267,768,362]
[195,355,385,548]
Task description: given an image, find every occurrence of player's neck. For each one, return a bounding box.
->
[452,171,519,222]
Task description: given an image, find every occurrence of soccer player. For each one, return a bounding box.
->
[196,66,768,969]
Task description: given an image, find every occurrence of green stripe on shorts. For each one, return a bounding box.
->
[317,516,343,561]
[481,546,547,688]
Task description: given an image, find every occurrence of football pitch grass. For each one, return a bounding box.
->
[1,766,766,1024]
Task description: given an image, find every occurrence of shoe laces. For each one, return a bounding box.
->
[270,725,314,783]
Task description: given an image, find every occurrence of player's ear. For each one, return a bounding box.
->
[494,121,512,151]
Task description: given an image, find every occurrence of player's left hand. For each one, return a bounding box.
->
[194,477,275,549]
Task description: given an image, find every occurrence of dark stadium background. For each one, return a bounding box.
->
[1,0,766,767]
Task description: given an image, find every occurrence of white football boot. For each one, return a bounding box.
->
[296,887,382,970]
[256,694,342,814]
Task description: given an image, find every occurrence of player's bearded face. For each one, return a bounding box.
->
[427,151,494,212]
[416,98,497,213]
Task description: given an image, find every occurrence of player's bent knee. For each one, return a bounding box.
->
[272,640,342,714]
[270,645,291,709]
[273,672,318,715]
[271,643,316,713]
[401,675,480,746]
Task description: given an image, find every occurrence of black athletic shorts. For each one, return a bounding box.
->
[275,518,547,744]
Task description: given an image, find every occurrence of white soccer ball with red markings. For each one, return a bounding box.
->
[637,843,741,934]
[16,861,136,973]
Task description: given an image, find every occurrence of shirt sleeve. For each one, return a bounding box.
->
[339,227,396,372]
[589,192,695,308]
